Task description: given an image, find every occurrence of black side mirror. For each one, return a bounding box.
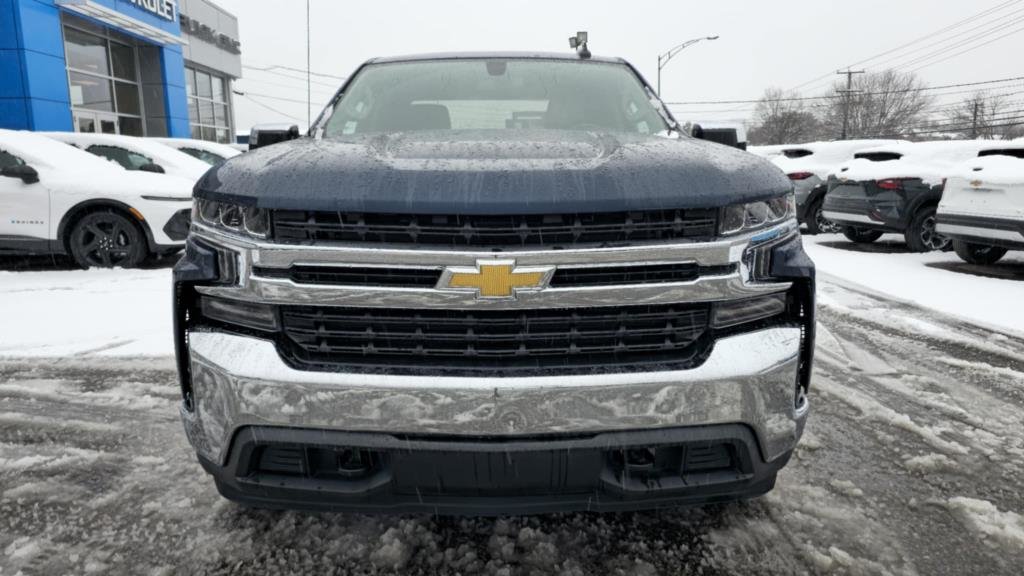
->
[1,164,40,184]
[249,124,301,151]
[690,124,705,140]
[139,162,166,174]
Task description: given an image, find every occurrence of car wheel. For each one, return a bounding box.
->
[842,227,884,244]
[805,199,842,235]
[952,240,1007,265]
[68,210,148,269]
[905,206,951,252]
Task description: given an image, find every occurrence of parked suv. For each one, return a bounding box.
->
[771,140,905,234]
[822,141,994,251]
[0,129,193,267]
[174,52,815,514]
[937,145,1024,264]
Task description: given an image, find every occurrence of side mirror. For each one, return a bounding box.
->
[139,162,166,174]
[690,125,744,150]
[249,124,301,151]
[1,164,40,184]
[690,124,705,140]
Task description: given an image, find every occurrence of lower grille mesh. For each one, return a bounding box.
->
[280,304,712,373]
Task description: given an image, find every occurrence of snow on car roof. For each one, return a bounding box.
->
[772,139,907,178]
[42,132,212,175]
[153,138,241,159]
[947,147,1024,184]
[834,140,1018,184]
[0,129,124,174]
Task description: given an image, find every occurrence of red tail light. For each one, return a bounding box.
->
[877,179,904,190]
[788,172,814,181]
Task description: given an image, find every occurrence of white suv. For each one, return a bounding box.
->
[0,129,194,268]
[937,144,1024,264]
[152,138,241,166]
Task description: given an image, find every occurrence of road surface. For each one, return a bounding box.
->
[1,277,1023,575]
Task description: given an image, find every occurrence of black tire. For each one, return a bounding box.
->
[68,210,148,269]
[842,227,884,244]
[904,206,951,253]
[804,198,842,235]
[953,240,1007,265]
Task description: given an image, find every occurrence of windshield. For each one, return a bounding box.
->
[322,59,669,137]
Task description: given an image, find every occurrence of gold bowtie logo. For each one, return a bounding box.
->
[439,260,554,299]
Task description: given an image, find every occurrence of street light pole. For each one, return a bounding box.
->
[656,35,719,97]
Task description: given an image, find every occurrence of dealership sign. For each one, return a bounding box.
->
[128,0,177,22]
[180,12,242,54]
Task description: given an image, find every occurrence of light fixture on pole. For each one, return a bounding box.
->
[656,35,719,97]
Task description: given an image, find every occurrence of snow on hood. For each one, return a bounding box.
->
[832,140,1004,186]
[771,139,907,179]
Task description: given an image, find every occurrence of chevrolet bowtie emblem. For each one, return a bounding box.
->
[438,260,555,299]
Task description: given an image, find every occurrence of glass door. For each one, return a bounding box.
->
[73,111,119,134]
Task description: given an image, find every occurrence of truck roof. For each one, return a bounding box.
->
[368,51,627,65]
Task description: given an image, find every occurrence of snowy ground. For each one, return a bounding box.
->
[1,237,1023,575]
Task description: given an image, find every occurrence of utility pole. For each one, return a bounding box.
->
[837,69,865,140]
[306,0,312,130]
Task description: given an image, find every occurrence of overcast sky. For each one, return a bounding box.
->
[214,0,1024,133]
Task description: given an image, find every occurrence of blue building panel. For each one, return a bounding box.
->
[0,49,26,99]
[0,0,22,50]
[27,97,72,130]
[21,50,69,104]
[0,99,30,130]
[16,0,64,58]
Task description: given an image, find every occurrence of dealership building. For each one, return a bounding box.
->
[0,0,241,142]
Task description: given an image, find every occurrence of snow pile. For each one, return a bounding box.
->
[946,497,1024,552]
[804,235,1024,336]
[0,267,173,357]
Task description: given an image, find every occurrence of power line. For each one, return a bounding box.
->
[908,22,1024,73]
[238,93,306,123]
[664,75,1024,105]
[242,65,340,89]
[244,63,346,81]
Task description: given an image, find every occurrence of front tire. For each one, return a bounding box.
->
[842,227,884,244]
[953,240,1007,265]
[905,206,951,252]
[68,210,148,269]
[805,198,842,235]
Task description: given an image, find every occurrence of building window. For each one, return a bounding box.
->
[186,67,232,143]
[62,15,145,136]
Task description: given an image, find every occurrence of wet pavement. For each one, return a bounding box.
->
[1,278,1022,575]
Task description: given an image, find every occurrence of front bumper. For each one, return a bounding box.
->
[183,327,807,468]
[184,327,806,514]
[936,213,1024,250]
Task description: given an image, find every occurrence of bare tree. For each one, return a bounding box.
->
[820,70,933,139]
[747,88,821,145]
[943,92,1022,139]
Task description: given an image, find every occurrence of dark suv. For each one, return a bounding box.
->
[173,52,815,514]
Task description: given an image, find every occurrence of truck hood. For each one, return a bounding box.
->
[197,130,790,213]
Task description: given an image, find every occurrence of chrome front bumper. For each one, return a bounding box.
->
[181,327,808,467]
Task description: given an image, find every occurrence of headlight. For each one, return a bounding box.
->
[720,194,796,235]
[193,198,269,239]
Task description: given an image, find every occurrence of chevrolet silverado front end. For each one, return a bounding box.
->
[173,53,815,514]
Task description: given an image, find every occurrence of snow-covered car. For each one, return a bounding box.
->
[822,141,996,252]
[0,129,193,268]
[43,132,211,182]
[937,145,1024,264]
[152,138,242,166]
[772,140,906,234]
